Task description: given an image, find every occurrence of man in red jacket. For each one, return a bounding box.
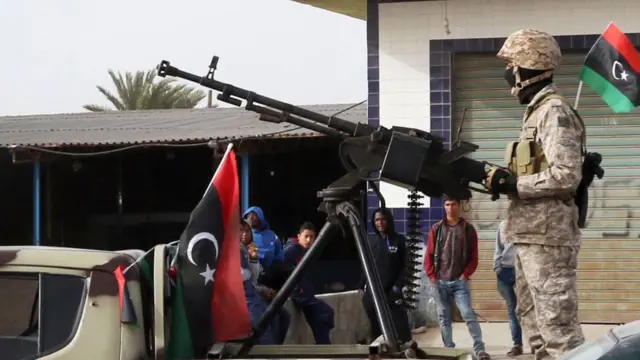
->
[424,195,490,360]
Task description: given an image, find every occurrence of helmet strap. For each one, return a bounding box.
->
[511,68,553,96]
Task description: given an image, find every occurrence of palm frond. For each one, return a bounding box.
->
[83,104,112,112]
[88,69,210,111]
[96,85,125,111]
[107,70,130,109]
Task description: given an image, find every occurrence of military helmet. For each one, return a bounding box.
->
[497,29,562,70]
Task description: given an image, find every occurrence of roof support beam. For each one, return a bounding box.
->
[292,0,366,20]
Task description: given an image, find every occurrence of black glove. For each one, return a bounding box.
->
[484,167,517,200]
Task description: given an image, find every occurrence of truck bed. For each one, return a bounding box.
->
[210,343,474,359]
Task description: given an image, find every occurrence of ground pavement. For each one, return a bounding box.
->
[413,322,614,359]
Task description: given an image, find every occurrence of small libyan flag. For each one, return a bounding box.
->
[579,22,640,113]
[114,265,139,326]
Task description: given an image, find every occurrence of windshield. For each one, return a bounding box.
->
[559,333,617,360]
[0,272,87,360]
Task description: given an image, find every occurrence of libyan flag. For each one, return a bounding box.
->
[167,143,251,359]
[579,22,640,113]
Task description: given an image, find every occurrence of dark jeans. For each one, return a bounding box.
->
[496,267,523,347]
[292,295,335,344]
[363,290,412,343]
[272,307,291,344]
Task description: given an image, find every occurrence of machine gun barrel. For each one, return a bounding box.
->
[157,58,369,139]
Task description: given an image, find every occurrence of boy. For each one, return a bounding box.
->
[283,222,335,344]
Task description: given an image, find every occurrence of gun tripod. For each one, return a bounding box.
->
[235,173,401,357]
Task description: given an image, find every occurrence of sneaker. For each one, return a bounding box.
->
[477,351,491,360]
[506,345,523,357]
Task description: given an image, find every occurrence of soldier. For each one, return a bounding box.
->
[482,29,586,359]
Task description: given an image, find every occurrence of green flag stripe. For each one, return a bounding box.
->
[579,66,636,113]
[167,276,195,359]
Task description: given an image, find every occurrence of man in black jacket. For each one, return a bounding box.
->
[358,207,412,343]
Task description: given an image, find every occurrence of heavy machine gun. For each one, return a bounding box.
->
[156,56,498,359]
[157,56,492,202]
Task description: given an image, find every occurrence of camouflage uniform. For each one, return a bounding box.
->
[496,29,586,359]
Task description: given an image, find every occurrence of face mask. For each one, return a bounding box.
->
[504,67,517,88]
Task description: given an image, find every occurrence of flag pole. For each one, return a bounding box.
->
[203,143,234,198]
[574,80,584,110]
[122,240,179,274]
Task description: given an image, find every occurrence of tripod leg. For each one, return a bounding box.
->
[236,216,340,357]
[345,211,400,351]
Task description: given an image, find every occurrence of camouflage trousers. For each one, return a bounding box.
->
[514,244,585,360]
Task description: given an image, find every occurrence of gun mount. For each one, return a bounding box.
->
[157,56,493,201]
[156,56,494,358]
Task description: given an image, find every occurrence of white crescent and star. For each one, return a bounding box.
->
[612,61,630,81]
[199,264,216,284]
[185,232,220,285]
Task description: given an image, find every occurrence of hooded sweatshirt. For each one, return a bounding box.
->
[283,237,316,299]
[241,245,261,297]
[358,208,407,293]
[243,206,283,268]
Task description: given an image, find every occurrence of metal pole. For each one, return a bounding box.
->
[33,161,41,246]
[574,80,584,110]
[347,209,400,350]
[241,154,250,212]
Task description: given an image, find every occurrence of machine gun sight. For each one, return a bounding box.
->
[158,58,362,139]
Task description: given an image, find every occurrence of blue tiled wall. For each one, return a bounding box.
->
[366,0,382,235]
[367,2,640,235]
[366,0,445,236]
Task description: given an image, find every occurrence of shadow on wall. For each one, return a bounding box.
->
[408,244,439,329]
[409,270,440,329]
[311,260,362,291]
[306,245,441,330]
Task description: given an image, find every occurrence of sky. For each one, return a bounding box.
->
[1,0,367,116]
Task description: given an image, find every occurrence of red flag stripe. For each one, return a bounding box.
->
[210,144,251,342]
[602,22,640,73]
[114,265,126,312]
[213,144,237,235]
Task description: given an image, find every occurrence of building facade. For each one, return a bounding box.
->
[297,0,640,324]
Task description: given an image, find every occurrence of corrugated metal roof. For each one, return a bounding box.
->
[0,103,367,147]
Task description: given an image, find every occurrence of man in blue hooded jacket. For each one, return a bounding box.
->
[283,221,335,344]
[243,206,283,269]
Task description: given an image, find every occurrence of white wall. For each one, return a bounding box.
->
[377,0,640,208]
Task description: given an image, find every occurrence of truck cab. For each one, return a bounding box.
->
[0,245,156,360]
[0,245,472,360]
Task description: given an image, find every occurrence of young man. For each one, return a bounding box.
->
[243,206,283,269]
[358,208,412,343]
[424,195,490,360]
[243,206,290,292]
[240,220,290,345]
[283,222,335,344]
[493,220,524,357]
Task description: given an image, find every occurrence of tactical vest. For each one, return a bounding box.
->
[504,94,586,177]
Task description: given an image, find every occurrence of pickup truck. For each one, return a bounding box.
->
[0,245,474,360]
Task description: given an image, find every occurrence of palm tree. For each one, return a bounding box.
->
[83,69,212,112]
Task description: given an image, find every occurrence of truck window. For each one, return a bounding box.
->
[0,273,87,360]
